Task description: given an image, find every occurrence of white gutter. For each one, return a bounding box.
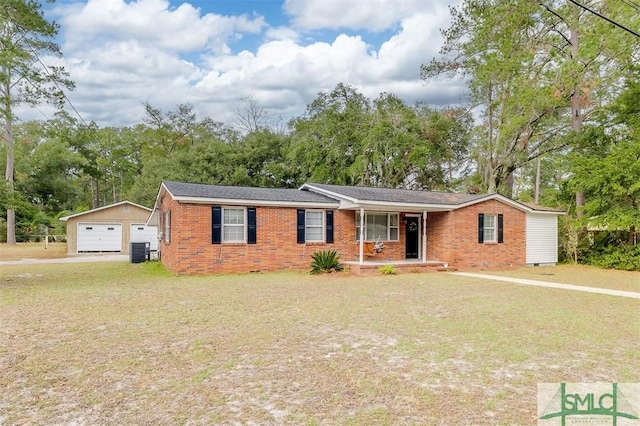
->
[172,196,338,208]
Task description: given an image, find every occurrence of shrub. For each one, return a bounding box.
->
[310,250,343,274]
[587,244,640,271]
[378,265,397,275]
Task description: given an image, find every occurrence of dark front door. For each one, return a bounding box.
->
[405,216,420,259]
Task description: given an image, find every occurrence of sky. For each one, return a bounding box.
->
[26,0,466,129]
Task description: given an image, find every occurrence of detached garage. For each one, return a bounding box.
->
[60,201,157,255]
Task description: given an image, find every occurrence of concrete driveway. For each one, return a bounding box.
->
[0,254,129,266]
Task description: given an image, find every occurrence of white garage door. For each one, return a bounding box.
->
[77,223,122,252]
[130,224,158,251]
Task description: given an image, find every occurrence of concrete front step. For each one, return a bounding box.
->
[344,261,453,275]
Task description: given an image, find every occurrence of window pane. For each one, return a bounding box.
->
[484,215,495,228]
[306,227,323,241]
[224,209,244,225]
[306,211,323,226]
[224,225,244,241]
[390,228,398,241]
[367,214,388,240]
[483,214,495,242]
[389,214,398,227]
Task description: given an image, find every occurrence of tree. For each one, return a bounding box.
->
[411,105,472,191]
[569,72,640,240]
[234,129,297,187]
[351,93,421,188]
[127,103,240,205]
[0,0,74,243]
[288,83,371,185]
[422,0,639,196]
[14,119,84,214]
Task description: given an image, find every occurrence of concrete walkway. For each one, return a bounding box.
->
[450,272,640,300]
[0,254,129,266]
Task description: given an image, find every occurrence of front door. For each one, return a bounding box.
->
[405,216,420,259]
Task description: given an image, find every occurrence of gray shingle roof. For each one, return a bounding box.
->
[162,181,563,213]
[304,183,487,205]
[163,181,338,204]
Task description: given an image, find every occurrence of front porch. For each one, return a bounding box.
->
[344,259,451,275]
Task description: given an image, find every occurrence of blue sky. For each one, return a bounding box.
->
[29,0,463,129]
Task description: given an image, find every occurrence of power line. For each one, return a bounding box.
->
[567,0,640,39]
[2,3,89,127]
[620,0,640,13]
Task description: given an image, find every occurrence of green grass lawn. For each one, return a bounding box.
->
[1,262,638,424]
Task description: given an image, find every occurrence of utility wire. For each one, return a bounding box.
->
[567,0,640,38]
[2,4,89,127]
[620,0,640,12]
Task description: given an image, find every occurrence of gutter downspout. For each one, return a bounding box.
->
[422,211,427,263]
[359,207,365,265]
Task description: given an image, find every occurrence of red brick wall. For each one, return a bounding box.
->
[427,200,526,270]
[159,196,360,274]
[159,193,526,274]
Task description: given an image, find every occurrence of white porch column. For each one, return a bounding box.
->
[422,210,428,263]
[359,207,365,265]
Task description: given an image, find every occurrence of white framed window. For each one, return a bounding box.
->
[223,207,246,243]
[305,210,324,242]
[483,214,497,243]
[355,212,400,241]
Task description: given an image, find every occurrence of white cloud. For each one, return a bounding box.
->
[283,0,436,31]
[29,0,465,128]
[57,0,266,55]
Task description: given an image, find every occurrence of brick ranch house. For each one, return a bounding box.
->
[148,181,563,275]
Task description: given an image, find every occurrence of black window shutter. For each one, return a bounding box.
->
[497,214,504,243]
[247,207,257,244]
[212,206,221,244]
[326,210,334,243]
[297,209,305,244]
[478,213,484,244]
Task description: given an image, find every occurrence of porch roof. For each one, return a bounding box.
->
[300,183,485,212]
[300,183,565,214]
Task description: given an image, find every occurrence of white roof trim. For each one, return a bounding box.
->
[153,182,167,210]
[299,183,359,203]
[145,210,159,226]
[454,193,565,215]
[59,201,151,221]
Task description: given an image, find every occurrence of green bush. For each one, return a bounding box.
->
[378,265,397,275]
[310,250,343,274]
[587,244,640,271]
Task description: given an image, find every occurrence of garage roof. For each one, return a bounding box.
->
[59,201,152,221]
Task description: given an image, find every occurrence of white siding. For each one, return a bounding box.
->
[526,214,558,265]
[130,224,159,251]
